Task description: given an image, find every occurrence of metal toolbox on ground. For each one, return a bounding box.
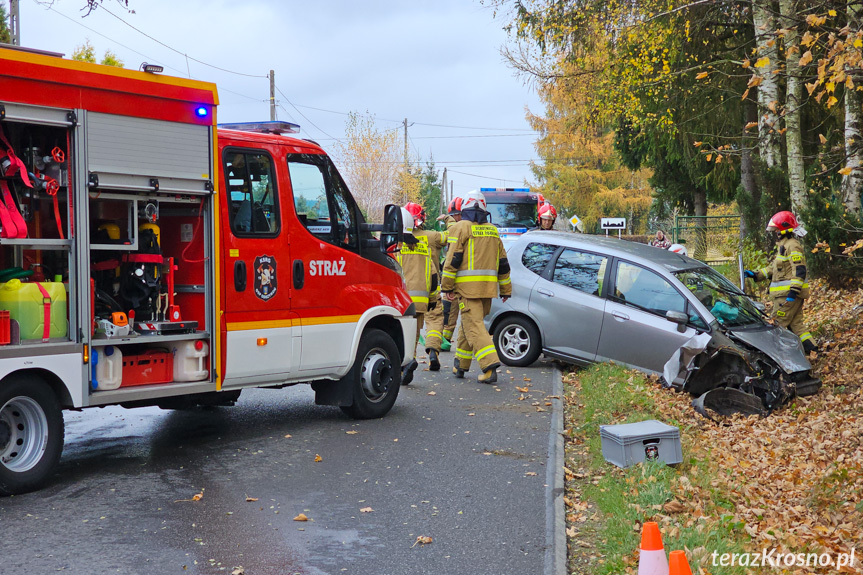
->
[599,420,682,468]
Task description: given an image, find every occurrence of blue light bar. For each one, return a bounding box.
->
[480,187,530,192]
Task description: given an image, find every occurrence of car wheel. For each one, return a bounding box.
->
[493,316,541,367]
[340,329,402,419]
[0,375,65,496]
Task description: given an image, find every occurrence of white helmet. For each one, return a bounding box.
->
[462,190,487,211]
[669,243,688,257]
[400,207,415,235]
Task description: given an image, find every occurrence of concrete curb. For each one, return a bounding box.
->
[544,365,567,575]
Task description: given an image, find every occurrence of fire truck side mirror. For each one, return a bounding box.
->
[380,204,404,253]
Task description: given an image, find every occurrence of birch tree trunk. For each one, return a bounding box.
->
[779,0,807,214]
[753,0,782,169]
[740,96,761,239]
[842,0,863,216]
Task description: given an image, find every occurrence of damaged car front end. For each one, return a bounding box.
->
[663,267,821,416]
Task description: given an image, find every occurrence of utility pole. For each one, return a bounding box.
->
[403,118,408,167]
[441,168,447,216]
[269,70,276,121]
[10,0,20,46]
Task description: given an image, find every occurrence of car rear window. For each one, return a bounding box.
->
[522,242,557,275]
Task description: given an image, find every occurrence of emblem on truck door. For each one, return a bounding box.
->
[254,255,278,301]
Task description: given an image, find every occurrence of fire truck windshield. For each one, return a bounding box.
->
[486,202,537,228]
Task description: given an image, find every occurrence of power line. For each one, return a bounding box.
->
[96,3,267,79]
[275,85,339,142]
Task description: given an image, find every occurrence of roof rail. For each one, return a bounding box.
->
[0,43,64,58]
[218,121,300,135]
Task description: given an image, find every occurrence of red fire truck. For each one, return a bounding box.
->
[0,46,416,495]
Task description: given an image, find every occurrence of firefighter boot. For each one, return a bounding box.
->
[402,358,419,385]
[427,349,440,371]
[478,363,500,385]
[802,339,819,354]
[452,357,465,379]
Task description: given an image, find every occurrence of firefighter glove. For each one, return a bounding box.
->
[744,270,755,278]
[786,295,796,303]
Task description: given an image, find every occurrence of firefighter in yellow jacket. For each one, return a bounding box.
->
[745,211,818,353]
[395,207,438,384]
[436,197,463,351]
[441,191,512,384]
[405,202,449,371]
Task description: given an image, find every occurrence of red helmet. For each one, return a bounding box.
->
[404,202,426,227]
[538,203,557,221]
[766,211,798,232]
[448,197,463,215]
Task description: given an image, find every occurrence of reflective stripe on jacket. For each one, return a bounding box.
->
[755,235,810,299]
[396,240,435,312]
[441,220,512,299]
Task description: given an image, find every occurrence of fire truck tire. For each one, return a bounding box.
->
[340,329,402,420]
[0,376,64,496]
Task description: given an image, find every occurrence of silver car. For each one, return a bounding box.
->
[486,231,820,413]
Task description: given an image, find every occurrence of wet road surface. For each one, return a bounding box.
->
[0,356,557,574]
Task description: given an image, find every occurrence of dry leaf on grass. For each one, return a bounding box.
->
[663,500,686,514]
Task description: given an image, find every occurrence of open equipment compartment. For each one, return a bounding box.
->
[85,109,217,393]
[0,105,76,348]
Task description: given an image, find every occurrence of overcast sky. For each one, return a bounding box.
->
[17,0,544,197]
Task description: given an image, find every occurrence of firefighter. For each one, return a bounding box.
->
[745,211,818,353]
[441,191,511,384]
[395,206,437,384]
[406,202,448,371]
[437,197,464,351]
[537,202,557,230]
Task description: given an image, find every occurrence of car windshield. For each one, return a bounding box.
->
[486,203,537,228]
[674,267,764,327]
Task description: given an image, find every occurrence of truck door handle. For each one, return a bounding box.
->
[234,260,247,292]
[612,311,630,321]
[537,288,554,297]
[293,259,304,289]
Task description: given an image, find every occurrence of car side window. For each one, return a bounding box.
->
[522,242,557,275]
[613,261,687,317]
[225,150,279,236]
[552,249,607,296]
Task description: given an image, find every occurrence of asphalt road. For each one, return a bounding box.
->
[0,354,557,575]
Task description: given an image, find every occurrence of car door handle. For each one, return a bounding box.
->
[612,311,630,321]
[537,288,554,297]
[234,260,247,292]
[293,259,304,290]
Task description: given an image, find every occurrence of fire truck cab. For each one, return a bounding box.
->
[0,46,415,495]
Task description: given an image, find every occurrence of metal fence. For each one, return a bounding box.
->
[672,214,741,266]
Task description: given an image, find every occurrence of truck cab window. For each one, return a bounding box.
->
[225,150,279,236]
[288,154,359,250]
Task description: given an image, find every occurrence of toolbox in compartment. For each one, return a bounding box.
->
[121,348,174,386]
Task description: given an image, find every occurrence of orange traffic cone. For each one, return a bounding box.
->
[668,550,693,575]
[637,521,668,575]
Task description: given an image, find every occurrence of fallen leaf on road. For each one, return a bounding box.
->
[536,406,547,412]
[468,412,475,416]
[506,370,512,374]
[427,391,437,396]
[515,386,529,393]
[411,535,433,548]
[231,568,245,575]
[293,513,309,521]
[360,507,374,513]
[284,434,292,438]
[175,489,204,503]
[346,430,358,435]
[245,496,258,502]
[314,454,323,462]
[523,377,531,382]
[545,402,552,406]
[525,471,538,476]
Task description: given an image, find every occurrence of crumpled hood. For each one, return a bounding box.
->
[727,327,812,374]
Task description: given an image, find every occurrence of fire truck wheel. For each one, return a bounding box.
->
[340,329,402,420]
[0,375,64,496]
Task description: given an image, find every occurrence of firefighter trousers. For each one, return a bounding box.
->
[771,296,813,344]
[423,295,444,351]
[443,298,460,343]
[455,298,499,372]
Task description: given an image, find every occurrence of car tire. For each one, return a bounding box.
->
[0,375,65,496]
[340,329,402,420]
[493,315,542,367]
